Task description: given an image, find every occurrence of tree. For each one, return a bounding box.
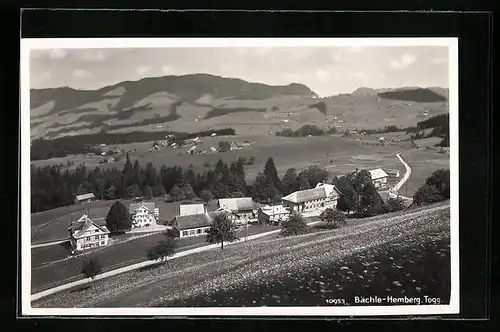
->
[263,157,282,192]
[356,183,385,217]
[218,141,231,152]
[280,211,310,237]
[169,184,185,202]
[152,184,166,197]
[146,236,176,267]
[230,191,245,198]
[332,176,358,213]
[299,165,329,188]
[106,201,133,233]
[127,183,142,198]
[206,211,239,249]
[282,168,301,196]
[413,184,444,206]
[199,189,214,203]
[320,208,347,229]
[253,173,278,202]
[182,184,197,200]
[81,257,102,284]
[386,197,406,212]
[425,169,450,199]
[142,185,153,198]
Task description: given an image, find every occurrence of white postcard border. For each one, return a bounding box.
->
[20,37,459,317]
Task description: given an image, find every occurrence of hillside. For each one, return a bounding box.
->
[30,75,448,148]
[30,74,317,140]
[32,202,450,308]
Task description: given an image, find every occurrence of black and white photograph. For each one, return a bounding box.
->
[21,38,459,316]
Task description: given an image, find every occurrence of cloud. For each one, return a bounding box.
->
[351,71,368,80]
[48,49,68,59]
[161,65,174,74]
[389,53,417,70]
[136,66,152,75]
[79,50,106,62]
[72,69,92,78]
[429,57,447,64]
[315,69,330,82]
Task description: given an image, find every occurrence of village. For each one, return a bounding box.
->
[66,163,409,254]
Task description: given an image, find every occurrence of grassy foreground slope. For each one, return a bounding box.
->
[32,202,450,308]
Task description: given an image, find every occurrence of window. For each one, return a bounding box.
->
[204,228,209,233]
[189,230,195,236]
[100,241,104,245]
[86,237,90,241]
[95,235,99,240]
[95,230,99,233]
[182,231,188,236]
[196,229,202,234]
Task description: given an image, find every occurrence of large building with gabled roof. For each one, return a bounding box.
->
[67,213,110,251]
[281,183,341,213]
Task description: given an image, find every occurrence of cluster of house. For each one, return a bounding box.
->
[68,167,396,251]
[67,200,162,252]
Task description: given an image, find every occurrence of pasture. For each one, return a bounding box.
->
[31,198,220,245]
[31,222,281,294]
[30,134,449,193]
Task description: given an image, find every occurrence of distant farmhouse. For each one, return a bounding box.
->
[281,183,341,213]
[129,201,159,228]
[67,213,110,251]
[368,168,389,189]
[218,197,256,220]
[74,193,96,205]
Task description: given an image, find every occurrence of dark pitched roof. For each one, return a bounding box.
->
[174,213,211,230]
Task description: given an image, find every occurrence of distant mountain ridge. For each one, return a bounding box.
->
[31,74,318,114]
[349,86,448,103]
[30,73,448,141]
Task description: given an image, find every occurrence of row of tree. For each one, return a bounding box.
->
[31,150,329,213]
[275,124,337,137]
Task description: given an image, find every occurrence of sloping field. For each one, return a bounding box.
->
[31,222,279,294]
[32,201,450,308]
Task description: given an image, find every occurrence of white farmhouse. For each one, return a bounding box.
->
[129,202,159,228]
[281,183,341,213]
[368,168,389,188]
[67,213,110,251]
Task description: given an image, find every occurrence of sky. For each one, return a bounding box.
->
[30,46,449,97]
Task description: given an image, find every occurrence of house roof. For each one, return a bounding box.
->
[218,197,255,211]
[175,213,212,230]
[259,205,290,216]
[282,187,327,204]
[369,168,389,180]
[75,193,95,201]
[129,201,156,214]
[68,214,110,238]
[180,204,206,216]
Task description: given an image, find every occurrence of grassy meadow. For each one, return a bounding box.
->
[31,201,450,308]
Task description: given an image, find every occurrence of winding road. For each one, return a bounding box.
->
[392,153,412,193]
